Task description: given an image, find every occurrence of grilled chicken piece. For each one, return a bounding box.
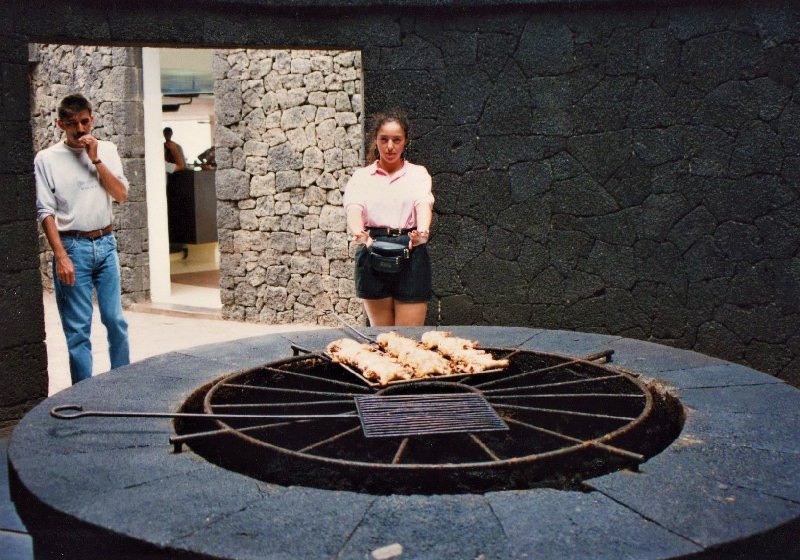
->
[326,338,413,385]
[421,331,509,373]
[376,332,453,377]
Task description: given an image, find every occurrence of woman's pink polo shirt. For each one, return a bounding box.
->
[343,160,434,229]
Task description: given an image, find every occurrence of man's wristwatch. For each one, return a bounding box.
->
[91,159,102,165]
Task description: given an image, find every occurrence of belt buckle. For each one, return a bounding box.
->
[390,228,403,236]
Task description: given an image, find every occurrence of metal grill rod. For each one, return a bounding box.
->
[471,349,614,389]
[169,419,317,452]
[355,393,508,438]
[211,399,354,409]
[505,417,644,461]
[489,402,637,421]
[50,404,357,421]
[260,365,371,391]
[482,374,625,394]
[325,310,376,343]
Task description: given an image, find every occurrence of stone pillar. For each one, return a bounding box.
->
[0,35,47,430]
[214,49,365,325]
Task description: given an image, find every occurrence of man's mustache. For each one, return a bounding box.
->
[75,131,88,138]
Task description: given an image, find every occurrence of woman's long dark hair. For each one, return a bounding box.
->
[366,109,412,164]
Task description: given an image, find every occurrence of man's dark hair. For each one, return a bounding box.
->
[163,127,173,137]
[57,93,92,120]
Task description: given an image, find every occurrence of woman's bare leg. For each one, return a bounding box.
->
[363,298,395,326]
[394,302,428,326]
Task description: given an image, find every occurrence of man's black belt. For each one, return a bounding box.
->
[368,227,413,238]
[60,224,113,239]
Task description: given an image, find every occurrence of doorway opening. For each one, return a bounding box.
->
[145,48,221,313]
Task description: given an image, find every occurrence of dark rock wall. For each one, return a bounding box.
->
[0,34,47,430]
[0,0,798,425]
[364,4,800,383]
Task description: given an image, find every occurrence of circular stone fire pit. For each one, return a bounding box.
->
[176,346,681,495]
[9,327,800,559]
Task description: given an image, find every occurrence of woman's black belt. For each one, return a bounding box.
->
[368,227,413,237]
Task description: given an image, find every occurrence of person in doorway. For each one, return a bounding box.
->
[163,126,186,173]
[35,93,130,384]
[344,109,434,326]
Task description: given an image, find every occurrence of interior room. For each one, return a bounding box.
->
[150,48,221,312]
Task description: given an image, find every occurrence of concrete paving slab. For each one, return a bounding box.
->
[678,383,800,416]
[0,437,26,534]
[170,486,374,560]
[521,329,622,357]
[681,409,800,455]
[338,493,511,560]
[608,337,728,374]
[0,530,33,560]
[588,459,800,549]
[648,362,785,390]
[487,488,701,559]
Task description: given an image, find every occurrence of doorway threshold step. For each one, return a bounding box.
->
[129,301,222,320]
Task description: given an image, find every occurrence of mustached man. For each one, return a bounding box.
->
[35,93,130,385]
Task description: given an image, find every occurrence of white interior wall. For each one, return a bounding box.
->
[161,117,213,165]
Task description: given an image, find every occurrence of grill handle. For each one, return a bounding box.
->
[584,349,614,363]
[50,404,356,421]
[325,310,376,343]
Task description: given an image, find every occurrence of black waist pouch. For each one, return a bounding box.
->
[369,240,409,274]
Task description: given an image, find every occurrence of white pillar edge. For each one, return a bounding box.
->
[142,48,171,301]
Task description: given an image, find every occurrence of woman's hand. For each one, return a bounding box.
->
[409,230,429,248]
[353,230,373,247]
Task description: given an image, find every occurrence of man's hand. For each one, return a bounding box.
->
[55,253,76,286]
[77,133,99,162]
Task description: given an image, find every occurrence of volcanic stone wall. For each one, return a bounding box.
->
[1,0,799,426]
[29,44,149,307]
[214,49,365,324]
[0,37,46,430]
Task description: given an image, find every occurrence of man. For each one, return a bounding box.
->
[35,93,130,384]
[163,126,186,172]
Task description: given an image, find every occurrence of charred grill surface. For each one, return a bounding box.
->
[174,349,683,495]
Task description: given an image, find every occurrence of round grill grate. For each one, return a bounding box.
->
[175,347,683,494]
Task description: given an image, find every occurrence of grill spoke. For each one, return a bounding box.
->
[482,374,625,394]
[470,350,613,389]
[469,434,502,461]
[260,365,372,391]
[489,402,637,421]
[392,438,410,464]
[298,425,362,453]
[211,400,355,409]
[505,417,644,461]
[487,393,645,399]
[222,383,360,398]
[169,419,315,449]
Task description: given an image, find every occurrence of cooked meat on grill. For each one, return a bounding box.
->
[421,331,509,373]
[326,338,413,385]
[376,332,453,377]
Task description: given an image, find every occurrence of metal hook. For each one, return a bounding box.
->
[50,404,86,419]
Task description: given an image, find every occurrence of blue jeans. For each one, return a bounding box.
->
[53,234,130,384]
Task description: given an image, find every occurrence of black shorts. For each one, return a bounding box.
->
[355,235,432,302]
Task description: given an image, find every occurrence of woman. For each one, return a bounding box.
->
[344,110,433,326]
